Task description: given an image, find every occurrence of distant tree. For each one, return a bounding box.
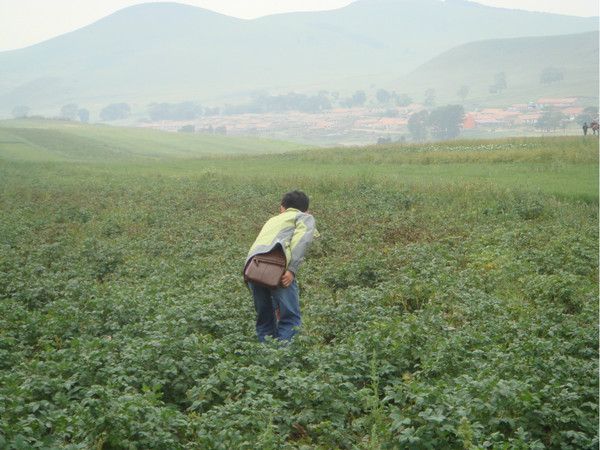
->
[61,103,79,120]
[309,92,332,112]
[148,102,202,121]
[540,67,564,84]
[215,126,227,135]
[78,108,90,123]
[408,110,430,142]
[352,90,367,107]
[377,137,392,145]
[178,124,195,133]
[496,72,507,88]
[226,92,324,114]
[204,107,220,116]
[100,103,131,121]
[576,106,598,124]
[424,89,436,107]
[394,93,412,107]
[428,105,465,140]
[12,105,30,118]
[536,109,566,132]
[376,89,391,104]
[339,97,353,108]
[457,85,470,101]
[339,90,367,108]
[382,108,399,117]
[172,102,202,119]
[148,103,168,120]
[489,72,507,93]
[243,92,331,114]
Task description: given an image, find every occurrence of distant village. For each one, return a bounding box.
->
[464,98,586,129]
[141,97,595,146]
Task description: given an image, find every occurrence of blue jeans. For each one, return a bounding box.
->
[249,280,301,342]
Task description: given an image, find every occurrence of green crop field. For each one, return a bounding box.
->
[0,121,598,448]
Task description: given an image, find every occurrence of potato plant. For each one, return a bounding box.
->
[0,136,598,449]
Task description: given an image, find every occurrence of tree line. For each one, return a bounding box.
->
[11,103,131,122]
[407,105,465,141]
[8,64,572,122]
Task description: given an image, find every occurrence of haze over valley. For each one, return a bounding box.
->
[1,0,598,144]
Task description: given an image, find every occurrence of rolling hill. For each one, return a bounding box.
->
[0,0,597,117]
[0,119,310,162]
[394,31,599,106]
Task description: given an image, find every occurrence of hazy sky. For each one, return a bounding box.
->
[0,0,598,52]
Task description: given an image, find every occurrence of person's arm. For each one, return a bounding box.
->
[286,213,316,276]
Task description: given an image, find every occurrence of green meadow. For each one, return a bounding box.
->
[0,119,308,162]
[0,121,598,448]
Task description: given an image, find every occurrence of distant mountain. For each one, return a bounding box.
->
[395,31,599,106]
[0,0,597,116]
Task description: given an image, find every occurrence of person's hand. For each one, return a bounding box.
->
[281,270,295,288]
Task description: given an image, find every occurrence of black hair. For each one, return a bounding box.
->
[281,190,309,212]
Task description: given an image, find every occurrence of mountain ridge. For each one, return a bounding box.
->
[0,1,597,116]
[395,30,599,106]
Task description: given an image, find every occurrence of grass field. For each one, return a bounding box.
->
[0,122,598,448]
[0,119,309,162]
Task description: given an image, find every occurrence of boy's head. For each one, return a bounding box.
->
[281,190,309,212]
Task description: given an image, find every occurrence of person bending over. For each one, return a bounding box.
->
[245,190,316,342]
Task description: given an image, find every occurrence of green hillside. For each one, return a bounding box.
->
[0,119,310,162]
[395,31,599,106]
[0,0,597,116]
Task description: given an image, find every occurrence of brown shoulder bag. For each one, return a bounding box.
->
[244,246,287,289]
